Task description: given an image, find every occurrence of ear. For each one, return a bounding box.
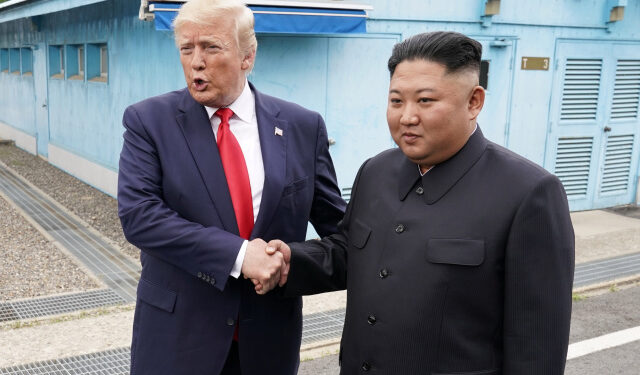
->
[241,49,256,71]
[468,86,485,121]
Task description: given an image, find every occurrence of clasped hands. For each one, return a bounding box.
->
[240,238,290,295]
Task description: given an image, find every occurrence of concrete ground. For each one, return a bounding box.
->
[1,143,640,371]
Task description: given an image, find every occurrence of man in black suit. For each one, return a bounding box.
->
[260,31,575,374]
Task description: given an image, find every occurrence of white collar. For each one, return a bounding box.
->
[205,79,254,123]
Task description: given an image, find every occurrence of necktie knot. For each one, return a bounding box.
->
[215,108,234,126]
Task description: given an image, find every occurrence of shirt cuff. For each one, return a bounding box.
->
[230,240,248,278]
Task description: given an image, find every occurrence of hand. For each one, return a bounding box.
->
[254,240,291,294]
[241,238,285,294]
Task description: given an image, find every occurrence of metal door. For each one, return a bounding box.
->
[545,41,640,211]
[476,37,515,146]
[33,42,49,157]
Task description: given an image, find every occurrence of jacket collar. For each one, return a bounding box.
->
[175,84,288,239]
[250,82,288,239]
[398,127,488,204]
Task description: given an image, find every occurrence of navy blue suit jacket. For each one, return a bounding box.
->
[118,83,346,375]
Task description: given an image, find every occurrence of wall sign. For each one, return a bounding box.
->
[521,57,550,70]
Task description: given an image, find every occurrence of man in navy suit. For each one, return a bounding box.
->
[117,0,345,374]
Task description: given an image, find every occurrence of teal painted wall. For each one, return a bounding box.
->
[1,0,639,209]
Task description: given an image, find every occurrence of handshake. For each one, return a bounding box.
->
[240,238,291,295]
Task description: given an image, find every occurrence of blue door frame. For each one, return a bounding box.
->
[545,40,640,211]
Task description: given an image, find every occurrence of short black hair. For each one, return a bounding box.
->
[388,31,482,77]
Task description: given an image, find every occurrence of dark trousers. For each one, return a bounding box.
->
[220,341,241,375]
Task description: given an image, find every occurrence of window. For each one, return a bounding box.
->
[21,48,33,76]
[0,49,8,72]
[480,60,490,90]
[66,44,84,80]
[49,45,64,79]
[9,48,20,74]
[78,46,84,76]
[87,43,108,82]
[100,44,108,79]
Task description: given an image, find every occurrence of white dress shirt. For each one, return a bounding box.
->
[205,80,264,278]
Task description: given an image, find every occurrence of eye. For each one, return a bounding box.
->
[418,97,433,103]
[390,98,402,104]
[180,46,193,54]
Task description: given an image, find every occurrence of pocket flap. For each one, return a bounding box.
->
[137,277,177,313]
[426,239,485,266]
[349,219,371,249]
[283,176,309,196]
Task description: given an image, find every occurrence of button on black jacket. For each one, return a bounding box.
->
[286,128,575,375]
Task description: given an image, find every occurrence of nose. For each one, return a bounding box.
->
[191,47,205,70]
[399,103,419,126]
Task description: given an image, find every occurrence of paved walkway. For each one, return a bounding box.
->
[1,157,640,373]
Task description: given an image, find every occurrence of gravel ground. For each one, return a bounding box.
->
[0,144,139,261]
[0,195,99,300]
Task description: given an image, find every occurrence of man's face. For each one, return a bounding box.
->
[177,18,254,108]
[387,59,484,172]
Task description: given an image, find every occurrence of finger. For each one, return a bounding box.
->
[279,273,288,287]
[265,246,276,255]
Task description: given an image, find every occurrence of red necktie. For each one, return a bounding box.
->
[215,108,254,240]
[215,108,252,342]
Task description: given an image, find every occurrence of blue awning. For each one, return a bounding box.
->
[148,1,369,34]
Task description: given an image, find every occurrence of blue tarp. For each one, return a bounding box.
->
[150,3,367,34]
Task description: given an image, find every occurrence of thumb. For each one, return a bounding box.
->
[265,239,283,255]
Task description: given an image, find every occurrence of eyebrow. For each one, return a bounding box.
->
[389,88,436,94]
[177,36,222,45]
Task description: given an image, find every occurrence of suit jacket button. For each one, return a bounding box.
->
[197,272,203,278]
[227,318,235,326]
[395,224,405,233]
[367,315,377,325]
[210,278,216,285]
[379,269,389,278]
[361,362,371,371]
[416,186,424,195]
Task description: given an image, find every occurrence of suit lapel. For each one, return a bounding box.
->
[421,127,488,205]
[175,89,239,235]
[251,84,287,238]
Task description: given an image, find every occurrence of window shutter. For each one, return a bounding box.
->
[554,137,594,198]
[560,59,603,121]
[600,134,634,194]
[611,60,640,120]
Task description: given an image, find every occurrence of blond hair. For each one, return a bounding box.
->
[173,0,257,69]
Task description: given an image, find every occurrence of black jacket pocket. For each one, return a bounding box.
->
[137,277,177,313]
[432,369,498,375]
[349,219,371,249]
[426,239,485,266]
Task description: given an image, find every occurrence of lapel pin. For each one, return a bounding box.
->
[274,127,283,136]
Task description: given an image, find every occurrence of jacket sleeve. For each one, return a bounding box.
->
[503,174,575,374]
[308,114,347,237]
[286,158,369,296]
[117,105,243,291]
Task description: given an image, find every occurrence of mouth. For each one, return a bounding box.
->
[402,132,420,143]
[192,78,208,91]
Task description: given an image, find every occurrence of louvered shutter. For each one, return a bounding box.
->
[560,59,603,121]
[611,60,640,120]
[341,187,352,203]
[599,134,634,194]
[554,137,594,198]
